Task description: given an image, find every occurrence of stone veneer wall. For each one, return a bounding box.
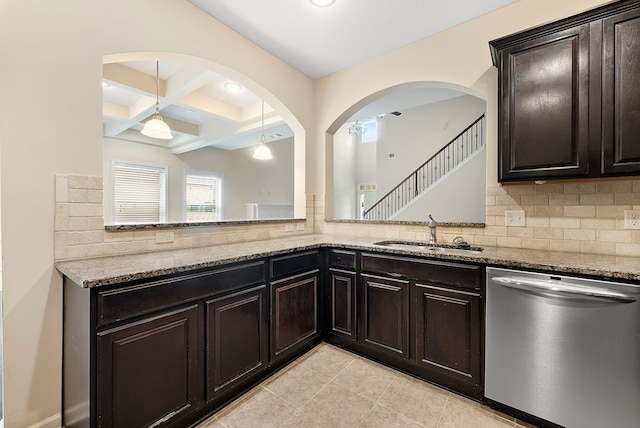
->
[55,174,640,260]
[54,174,316,261]
[321,179,640,257]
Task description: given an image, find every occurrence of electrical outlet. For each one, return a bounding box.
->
[155,231,175,243]
[505,210,525,227]
[284,224,294,232]
[624,210,640,229]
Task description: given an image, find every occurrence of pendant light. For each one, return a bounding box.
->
[253,100,273,160]
[141,61,172,140]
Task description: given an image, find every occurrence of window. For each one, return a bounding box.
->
[185,170,222,221]
[112,161,167,224]
[362,119,378,143]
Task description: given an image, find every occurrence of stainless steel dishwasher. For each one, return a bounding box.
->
[485,267,640,428]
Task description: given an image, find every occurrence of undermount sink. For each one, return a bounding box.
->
[373,240,484,255]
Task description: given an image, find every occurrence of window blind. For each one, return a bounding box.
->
[113,162,167,224]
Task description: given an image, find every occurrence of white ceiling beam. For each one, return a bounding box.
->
[103,63,165,96]
[169,114,286,154]
[177,92,242,121]
[164,66,215,99]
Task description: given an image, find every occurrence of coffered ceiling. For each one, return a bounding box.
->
[102,60,292,154]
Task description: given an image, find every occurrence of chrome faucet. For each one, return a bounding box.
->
[427,213,437,244]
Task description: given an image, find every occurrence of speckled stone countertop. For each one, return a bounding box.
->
[105,218,305,231]
[56,234,640,288]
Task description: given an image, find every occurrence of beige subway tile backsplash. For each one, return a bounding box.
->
[54,174,640,260]
[549,217,581,229]
[563,205,596,218]
[564,182,596,194]
[580,193,614,206]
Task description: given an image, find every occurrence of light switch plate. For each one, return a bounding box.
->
[624,210,640,229]
[155,231,175,243]
[505,210,525,227]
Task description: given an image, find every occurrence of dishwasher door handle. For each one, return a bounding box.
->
[492,276,637,304]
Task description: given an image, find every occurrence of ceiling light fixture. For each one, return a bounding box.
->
[310,0,336,7]
[224,81,242,92]
[348,121,367,136]
[141,61,172,140]
[253,100,273,160]
[101,81,110,88]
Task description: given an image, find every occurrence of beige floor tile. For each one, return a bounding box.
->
[359,404,426,427]
[263,362,332,407]
[377,374,449,428]
[216,387,296,428]
[333,357,398,400]
[438,396,516,428]
[449,394,516,424]
[300,381,376,427]
[296,343,357,378]
[280,410,327,428]
[195,415,225,427]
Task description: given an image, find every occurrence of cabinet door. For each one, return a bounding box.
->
[205,285,267,401]
[97,305,199,428]
[328,268,357,340]
[271,270,319,361]
[601,8,640,175]
[360,274,410,360]
[414,283,481,387]
[498,25,591,181]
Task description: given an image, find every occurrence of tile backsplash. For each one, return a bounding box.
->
[54,174,315,260]
[321,178,640,257]
[55,174,640,260]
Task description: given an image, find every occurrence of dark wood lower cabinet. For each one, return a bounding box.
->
[328,268,357,340]
[205,285,267,401]
[97,305,199,428]
[64,248,486,427]
[414,282,482,390]
[270,270,319,361]
[360,274,410,360]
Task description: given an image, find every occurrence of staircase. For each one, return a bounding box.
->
[363,114,485,221]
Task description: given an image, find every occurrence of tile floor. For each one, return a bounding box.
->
[197,343,535,428]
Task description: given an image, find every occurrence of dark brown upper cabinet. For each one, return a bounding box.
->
[602,6,640,174]
[490,0,640,182]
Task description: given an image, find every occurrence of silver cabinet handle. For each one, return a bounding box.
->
[493,276,636,304]
[387,272,404,278]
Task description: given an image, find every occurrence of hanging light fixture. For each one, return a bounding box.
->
[141,61,172,140]
[348,121,367,136]
[253,100,273,160]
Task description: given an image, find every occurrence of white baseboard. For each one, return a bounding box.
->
[26,413,61,428]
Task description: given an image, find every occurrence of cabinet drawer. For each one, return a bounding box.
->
[270,251,319,279]
[97,261,265,327]
[361,253,481,290]
[328,249,357,270]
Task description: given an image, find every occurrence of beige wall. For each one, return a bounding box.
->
[0,0,629,426]
[0,1,314,426]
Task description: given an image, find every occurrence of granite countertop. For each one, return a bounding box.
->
[56,234,640,288]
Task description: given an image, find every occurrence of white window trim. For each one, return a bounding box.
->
[111,160,169,224]
[183,169,224,222]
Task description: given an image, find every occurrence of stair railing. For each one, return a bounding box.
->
[363,114,485,221]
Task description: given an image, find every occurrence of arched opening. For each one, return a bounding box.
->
[102,52,306,224]
[326,81,487,223]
